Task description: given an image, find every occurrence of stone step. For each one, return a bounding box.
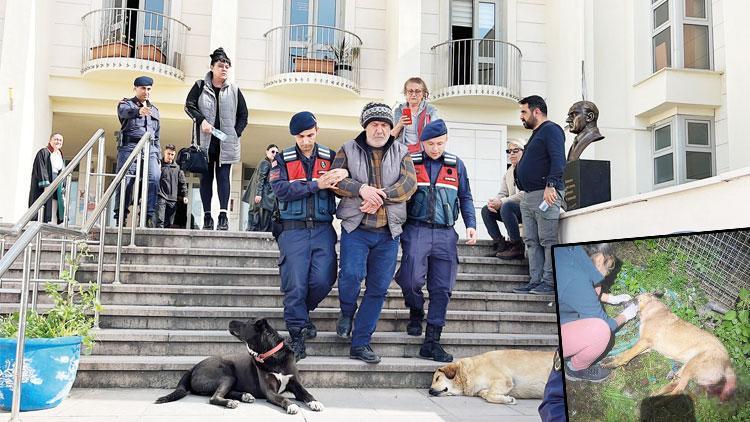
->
[15,246,525,275]
[90,305,558,334]
[0,283,553,313]
[0,267,531,292]
[90,329,558,358]
[73,355,462,388]
[88,228,503,256]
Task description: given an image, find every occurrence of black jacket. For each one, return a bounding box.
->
[158,161,188,201]
[28,146,65,223]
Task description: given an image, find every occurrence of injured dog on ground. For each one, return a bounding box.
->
[429,349,554,404]
[155,318,323,414]
[600,292,736,401]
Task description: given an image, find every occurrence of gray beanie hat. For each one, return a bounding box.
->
[360,102,394,129]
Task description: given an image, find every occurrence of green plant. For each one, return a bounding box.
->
[714,288,750,372]
[0,242,101,352]
[325,38,359,66]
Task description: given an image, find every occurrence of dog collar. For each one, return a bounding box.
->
[248,341,285,363]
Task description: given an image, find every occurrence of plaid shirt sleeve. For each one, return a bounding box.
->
[330,147,362,197]
[382,154,417,204]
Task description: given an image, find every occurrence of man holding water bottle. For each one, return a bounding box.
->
[512,95,566,296]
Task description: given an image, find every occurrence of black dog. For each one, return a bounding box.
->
[155,318,323,414]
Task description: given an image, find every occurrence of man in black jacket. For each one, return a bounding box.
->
[155,144,188,229]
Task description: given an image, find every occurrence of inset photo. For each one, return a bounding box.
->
[553,228,750,421]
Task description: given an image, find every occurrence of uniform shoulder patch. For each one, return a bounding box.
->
[282,146,298,162]
[410,152,423,164]
[317,145,332,160]
[443,153,458,167]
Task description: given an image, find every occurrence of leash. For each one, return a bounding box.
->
[245,341,285,363]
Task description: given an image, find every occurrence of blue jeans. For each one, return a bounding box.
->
[338,228,399,347]
[200,157,232,212]
[481,201,522,241]
[395,224,458,327]
[520,189,561,287]
[114,142,161,218]
[277,224,337,330]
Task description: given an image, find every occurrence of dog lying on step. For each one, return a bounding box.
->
[600,292,736,400]
[155,319,323,414]
[429,350,554,404]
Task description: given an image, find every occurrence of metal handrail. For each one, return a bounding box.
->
[430,37,522,56]
[0,131,152,421]
[263,24,363,43]
[0,129,105,236]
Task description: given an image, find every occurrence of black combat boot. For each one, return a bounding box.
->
[203,213,214,230]
[336,313,353,338]
[406,308,425,336]
[288,327,307,361]
[217,212,229,231]
[303,320,317,339]
[419,324,453,362]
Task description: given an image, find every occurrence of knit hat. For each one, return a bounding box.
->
[420,119,448,142]
[133,76,153,87]
[360,102,394,129]
[289,111,317,135]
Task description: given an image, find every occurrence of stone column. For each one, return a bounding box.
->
[384,0,422,106]
[0,0,51,223]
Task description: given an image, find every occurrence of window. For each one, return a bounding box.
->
[651,0,712,72]
[449,0,506,86]
[652,116,714,188]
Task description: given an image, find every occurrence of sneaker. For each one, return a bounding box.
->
[512,282,541,294]
[350,345,381,364]
[203,213,214,230]
[336,314,353,338]
[217,212,229,231]
[530,284,555,295]
[564,360,611,383]
[303,321,317,339]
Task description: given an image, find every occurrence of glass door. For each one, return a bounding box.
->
[287,0,341,72]
[473,0,504,86]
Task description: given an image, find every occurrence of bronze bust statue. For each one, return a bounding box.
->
[565,101,605,162]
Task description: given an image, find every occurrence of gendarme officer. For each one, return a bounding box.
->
[114,75,161,227]
[269,111,348,361]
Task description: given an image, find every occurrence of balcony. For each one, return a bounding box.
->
[430,39,522,106]
[81,8,190,82]
[264,25,362,95]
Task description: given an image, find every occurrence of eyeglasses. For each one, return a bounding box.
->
[269,150,278,155]
[406,89,423,95]
[506,148,522,154]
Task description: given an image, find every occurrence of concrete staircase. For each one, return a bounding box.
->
[1,228,558,388]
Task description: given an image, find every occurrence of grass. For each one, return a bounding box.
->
[564,240,750,422]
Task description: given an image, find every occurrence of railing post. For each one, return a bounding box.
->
[114,179,128,284]
[82,149,93,224]
[130,149,142,246]
[0,238,5,287]
[32,208,44,312]
[10,245,33,422]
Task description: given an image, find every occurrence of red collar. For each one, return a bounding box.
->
[255,341,284,363]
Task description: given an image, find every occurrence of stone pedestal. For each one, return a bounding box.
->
[564,159,611,210]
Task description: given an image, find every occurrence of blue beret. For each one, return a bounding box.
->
[289,111,317,135]
[420,119,448,141]
[133,76,153,87]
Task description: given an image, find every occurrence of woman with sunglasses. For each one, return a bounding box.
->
[242,144,279,232]
[485,139,527,259]
[391,77,439,153]
[185,47,248,230]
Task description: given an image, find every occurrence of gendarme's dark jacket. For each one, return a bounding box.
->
[118,96,160,146]
[158,161,188,202]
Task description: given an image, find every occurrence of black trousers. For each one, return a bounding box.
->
[155,198,177,228]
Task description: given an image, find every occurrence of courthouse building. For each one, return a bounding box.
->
[1,0,748,238]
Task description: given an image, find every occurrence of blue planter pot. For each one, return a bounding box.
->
[0,336,82,411]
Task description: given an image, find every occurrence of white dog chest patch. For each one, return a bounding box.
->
[273,372,293,393]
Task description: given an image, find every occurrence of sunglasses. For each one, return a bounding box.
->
[506,148,522,154]
[269,150,278,155]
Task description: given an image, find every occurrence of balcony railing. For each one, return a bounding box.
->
[431,38,522,102]
[81,8,190,80]
[264,24,362,94]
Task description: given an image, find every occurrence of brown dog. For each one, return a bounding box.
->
[600,293,736,400]
[428,350,554,404]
